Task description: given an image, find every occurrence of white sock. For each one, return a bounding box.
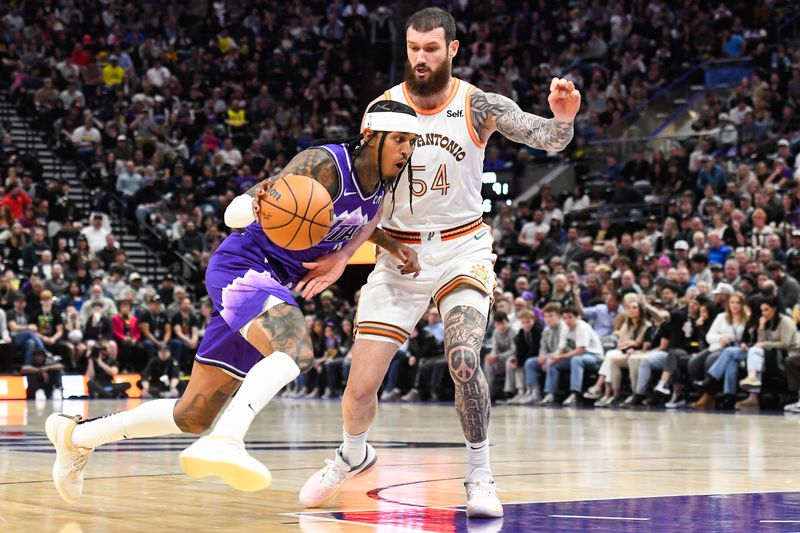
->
[71,399,182,449]
[341,428,367,467]
[466,438,491,479]
[211,351,300,442]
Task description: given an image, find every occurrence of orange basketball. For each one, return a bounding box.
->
[257,174,334,250]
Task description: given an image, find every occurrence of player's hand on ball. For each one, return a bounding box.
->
[391,244,420,278]
[251,182,271,221]
[548,77,581,122]
[297,252,349,299]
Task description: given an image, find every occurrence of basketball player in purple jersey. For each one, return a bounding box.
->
[299,8,581,518]
[44,101,421,503]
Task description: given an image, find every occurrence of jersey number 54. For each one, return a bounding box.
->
[409,164,450,197]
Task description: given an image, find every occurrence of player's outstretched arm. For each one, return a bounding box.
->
[470,78,580,152]
[224,148,339,228]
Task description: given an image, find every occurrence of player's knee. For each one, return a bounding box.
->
[294,344,315,373]
[346,381,379,403]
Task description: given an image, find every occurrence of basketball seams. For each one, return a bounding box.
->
[307,199,334,245]
[257,174,334,250]
[284,176,317,249]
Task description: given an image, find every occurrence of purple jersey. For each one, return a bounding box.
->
[241,143,384,285]
[195,143,384,378]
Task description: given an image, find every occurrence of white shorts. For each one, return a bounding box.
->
[355,220,497,346]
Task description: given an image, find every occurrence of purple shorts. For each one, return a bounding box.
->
[195,238,298,379]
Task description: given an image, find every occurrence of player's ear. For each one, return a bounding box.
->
[449,39,459,59]
[362,128,375,143]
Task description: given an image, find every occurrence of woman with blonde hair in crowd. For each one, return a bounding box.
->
[692,292,752,409]
[585,298,651,406]
[550,274,575,309]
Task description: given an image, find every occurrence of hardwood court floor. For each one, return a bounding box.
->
[1,398,800,532]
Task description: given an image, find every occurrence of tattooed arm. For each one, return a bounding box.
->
[470,78,581,152]
[445,305,491,443]
[226,148,340,228]
[247,147,340,199]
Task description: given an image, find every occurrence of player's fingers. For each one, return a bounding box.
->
[566,80,574,92]
[301,262,318,270]
[550,77,558,92]
[295,279,308,293]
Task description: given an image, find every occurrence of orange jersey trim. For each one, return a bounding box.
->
[401,78,461,116]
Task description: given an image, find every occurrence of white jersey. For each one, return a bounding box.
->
[381,78,486,232]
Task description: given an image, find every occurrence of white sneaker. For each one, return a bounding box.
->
[539,393,555,406]
[594,396,613,408]
[45,413,93,503]
[465,467,503,518]
[784,401,800,413]
[561,393,578,407]
[583,386,602,400]
[52,388,63,401]
[299,443,377,507]
[179,435,272,491]
[665,396,687,409]
[654,383,671,396]
[36,389,47,401]
[507,392,528,405]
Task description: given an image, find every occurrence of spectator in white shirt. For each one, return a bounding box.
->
[146,58,171,88]
[563,185,590,214]
[540,306,604,407]
[80,214,113,254]
[218,138,242,167]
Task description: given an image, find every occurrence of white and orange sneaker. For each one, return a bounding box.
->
[465,468,503,518]
[45,413,93,503]
[299,444,377,507]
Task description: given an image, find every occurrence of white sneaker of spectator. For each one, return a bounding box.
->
[539,393,555,406]
[665,394,687,409]
[561,393,578,407]
[783,400,800,413]
[52,388,63,401]
[35,389,47,401]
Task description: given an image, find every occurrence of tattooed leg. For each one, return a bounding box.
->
[68,364,233,449]
[445,305,490,443]
[247,303,315,372]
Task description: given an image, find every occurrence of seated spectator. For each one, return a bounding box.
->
[80,213,112,254]
[482,311,516,401]
[400,320,447,402]
[169,296,198,373]
[82,301,114,355]
[507,310,542,404]
[587,299,651,406]
[737,299,800,409]
[112,299,142,372]
[138,294,171,363]
[21,350,64,400]
[140,345,180,399]
[8,293,49,366]
[692,292,751,409]
[523,303,563,405]
[31,290,70,361]
[85,343,129,399]
[541,306,604,406]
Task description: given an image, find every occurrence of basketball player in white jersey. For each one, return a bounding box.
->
[300,7,579,518]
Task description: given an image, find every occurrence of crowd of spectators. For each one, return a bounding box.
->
[0,1,799,409]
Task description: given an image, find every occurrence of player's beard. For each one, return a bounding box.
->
[404,58,452,97]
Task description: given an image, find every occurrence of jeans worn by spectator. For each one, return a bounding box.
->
[545,353,601,394]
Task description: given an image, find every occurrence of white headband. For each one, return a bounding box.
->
[364,111,421,135]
